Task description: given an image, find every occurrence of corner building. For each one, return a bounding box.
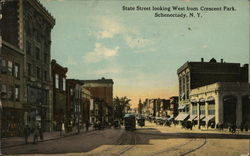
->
[2,0,55,131]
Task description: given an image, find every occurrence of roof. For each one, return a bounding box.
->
[81,78,114,84]
[28,0,56,26]
[177,59,241,74]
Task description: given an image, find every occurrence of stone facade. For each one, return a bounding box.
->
[189,82,250,127]
[1,0,55,132]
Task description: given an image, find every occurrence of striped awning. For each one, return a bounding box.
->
[206,96,215,102]
[199,98,205,103]
[188,115,197,121]
[203,115,215,122]
[175,114,189,121]
[194,115,205,121]
[178,104,186,110]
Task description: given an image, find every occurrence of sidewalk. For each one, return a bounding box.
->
[1,127,94,149]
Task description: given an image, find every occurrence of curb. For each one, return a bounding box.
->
[2,129,95,149]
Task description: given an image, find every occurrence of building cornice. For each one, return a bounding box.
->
[26,0,55,27]
[2,40,24,55]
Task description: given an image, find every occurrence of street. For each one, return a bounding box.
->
[3,122,250,156]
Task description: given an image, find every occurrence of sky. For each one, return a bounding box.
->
[40,0,249,108]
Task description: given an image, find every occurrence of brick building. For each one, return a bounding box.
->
[0,41,24,137]
[1,0,55,131]
[51,59,67,130]
[177,58,248,114]
[66,79,83,133]
[81,78,114,123]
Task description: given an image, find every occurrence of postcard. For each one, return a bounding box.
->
[0,0,249,155]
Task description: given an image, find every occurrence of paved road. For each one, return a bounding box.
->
[3,122,250,156]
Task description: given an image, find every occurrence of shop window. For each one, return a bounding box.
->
[208,103,215,115]
[200,104,205,115]
[192,103,197,115]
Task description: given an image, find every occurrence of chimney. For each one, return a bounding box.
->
[221,59,223,63]
[201,58,204,62]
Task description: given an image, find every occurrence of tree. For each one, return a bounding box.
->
[138,99,143,115]
[113,96,131,120]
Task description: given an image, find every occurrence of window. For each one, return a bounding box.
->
[7,61,13,76]
[35,47,40,60]
[36,67,40,79]
[26,42,31,55]
[44,71,47,81]
[44,53,48,63]
[27,63,32,76]
[182,76,185,99]
[15,86,20,101]
[1,59,7,74]
[14,63,20,78]
[0,84,7,99]
[55,74,59,89]
[63,78,66,91]
[192,103,197,115]
[7,86,14,101]
[70,88,74,96]
[200,103,205,115]
[208,103,215,115]
[186,74,189,99]
[179,77,182,99]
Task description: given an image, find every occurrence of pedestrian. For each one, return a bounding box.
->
[240,122,244,132]
[23,125,30,144]
[245,124,248,132]
[39,127,43,141]
[33,126,39,144]
[61,122,65,136]
[85,120,89,132]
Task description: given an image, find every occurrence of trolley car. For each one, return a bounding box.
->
[124,114,136,130]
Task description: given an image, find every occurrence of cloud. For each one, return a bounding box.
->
[96,17,124,39]
[66,56,77,65]
[84,43,119,63]
[202,45,208,49]
[95,67,120,75]
[124,36,152,48]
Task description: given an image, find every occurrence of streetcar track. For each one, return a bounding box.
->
[114,131,137,156]
[178,137,207,156]
[144,138,195,156]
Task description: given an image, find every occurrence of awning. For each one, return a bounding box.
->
[180,114,189,121]
[194,115,205,121]
[167,115,174,121]
[178,104,186,110]
[190,99,198,103]
[206,96,215,102]
[175,114,182,120]
[203,115,215,122]
[199,98,205,103]
[176,114,189,121]
[188,115,197,121]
